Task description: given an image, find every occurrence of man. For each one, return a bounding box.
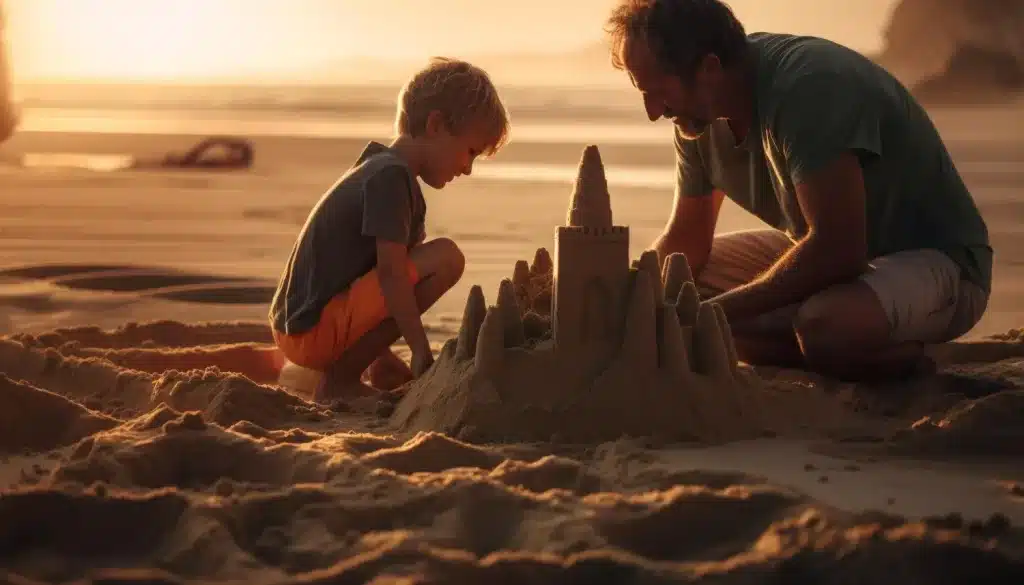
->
[605,0,992,381]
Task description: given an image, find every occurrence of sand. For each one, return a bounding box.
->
[0,120,1023,582]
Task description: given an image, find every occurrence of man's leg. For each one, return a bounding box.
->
[319,237,465,401]
[695,229,805,366]
[793,249,987,381]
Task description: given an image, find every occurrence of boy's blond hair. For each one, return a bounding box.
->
[395,57,510,156]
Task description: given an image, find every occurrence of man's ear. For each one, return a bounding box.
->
[695,53,723,83]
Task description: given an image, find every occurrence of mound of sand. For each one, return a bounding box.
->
[1,318,1024,582]
[0,336,326,428]
[0,408,1021,583]
[0,374,117,454]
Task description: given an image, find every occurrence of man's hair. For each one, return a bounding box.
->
[605,0,748,80]
[395,57,511,156]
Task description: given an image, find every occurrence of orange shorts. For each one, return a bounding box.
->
[273,261,420,371]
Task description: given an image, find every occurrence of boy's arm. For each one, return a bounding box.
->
[362,166,431,359]
[376,238,431,358]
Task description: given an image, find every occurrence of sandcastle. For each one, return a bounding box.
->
[390,145,768,444]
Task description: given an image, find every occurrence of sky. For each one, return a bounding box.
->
[4,0,900,82]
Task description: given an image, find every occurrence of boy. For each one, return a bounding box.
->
[269,57,511,402]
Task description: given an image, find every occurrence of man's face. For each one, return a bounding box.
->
[624,39,717,140]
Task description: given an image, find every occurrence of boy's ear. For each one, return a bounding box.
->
[424,110,447,137]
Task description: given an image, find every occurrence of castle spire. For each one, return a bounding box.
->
[566,145,613,228]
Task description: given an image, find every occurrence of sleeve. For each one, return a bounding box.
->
[674,125,714,199]
[768,73,883,185]
[361,165,414,244]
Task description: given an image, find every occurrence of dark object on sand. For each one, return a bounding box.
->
[16,137,256,173]
[159,136,255,170]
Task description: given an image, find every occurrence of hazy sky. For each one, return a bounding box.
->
[6,0,900,81]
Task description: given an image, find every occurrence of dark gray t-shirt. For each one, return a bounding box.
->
[270,141,426,335]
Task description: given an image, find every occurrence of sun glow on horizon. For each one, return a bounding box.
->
[7,0,364,82]
[5,0,893,84]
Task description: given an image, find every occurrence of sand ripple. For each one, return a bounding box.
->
[2,409,1021,584]
[0,320,1022,583]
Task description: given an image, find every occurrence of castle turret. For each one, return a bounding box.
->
[566,145,613,228]
[552,145,630,363]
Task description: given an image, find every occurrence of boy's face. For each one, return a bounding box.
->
[420,111,493,189]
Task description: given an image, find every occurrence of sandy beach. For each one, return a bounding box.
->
[0,104,1023,583]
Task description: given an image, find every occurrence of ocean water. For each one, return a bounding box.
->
[15,106,1024,190]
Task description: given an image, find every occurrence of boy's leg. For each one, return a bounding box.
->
[319,237,465,401]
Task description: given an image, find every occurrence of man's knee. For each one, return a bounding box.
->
[792,297,840,363]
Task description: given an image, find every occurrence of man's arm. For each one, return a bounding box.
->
[711,153,869,321]
[711,73,880,322]
[362,166,431,359]
[654,127,723,273]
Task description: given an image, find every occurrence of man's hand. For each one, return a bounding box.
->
[711,152,869,322]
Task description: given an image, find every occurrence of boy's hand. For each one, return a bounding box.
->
[411,349,435,377]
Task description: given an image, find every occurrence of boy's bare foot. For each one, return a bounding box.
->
[366,350,415,391]
[314,371,378,404]
[265,347,288,376]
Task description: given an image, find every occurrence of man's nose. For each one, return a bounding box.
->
[643,94,664,122]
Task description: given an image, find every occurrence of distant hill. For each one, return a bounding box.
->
[875,0,1024,103]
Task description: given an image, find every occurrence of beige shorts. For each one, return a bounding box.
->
[697,229,989,344]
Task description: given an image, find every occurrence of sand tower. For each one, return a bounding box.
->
[552,145,631,372]
[0,0,20,144]
[390,145,766,445]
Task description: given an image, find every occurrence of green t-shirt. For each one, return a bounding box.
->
[677,32,992,293]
